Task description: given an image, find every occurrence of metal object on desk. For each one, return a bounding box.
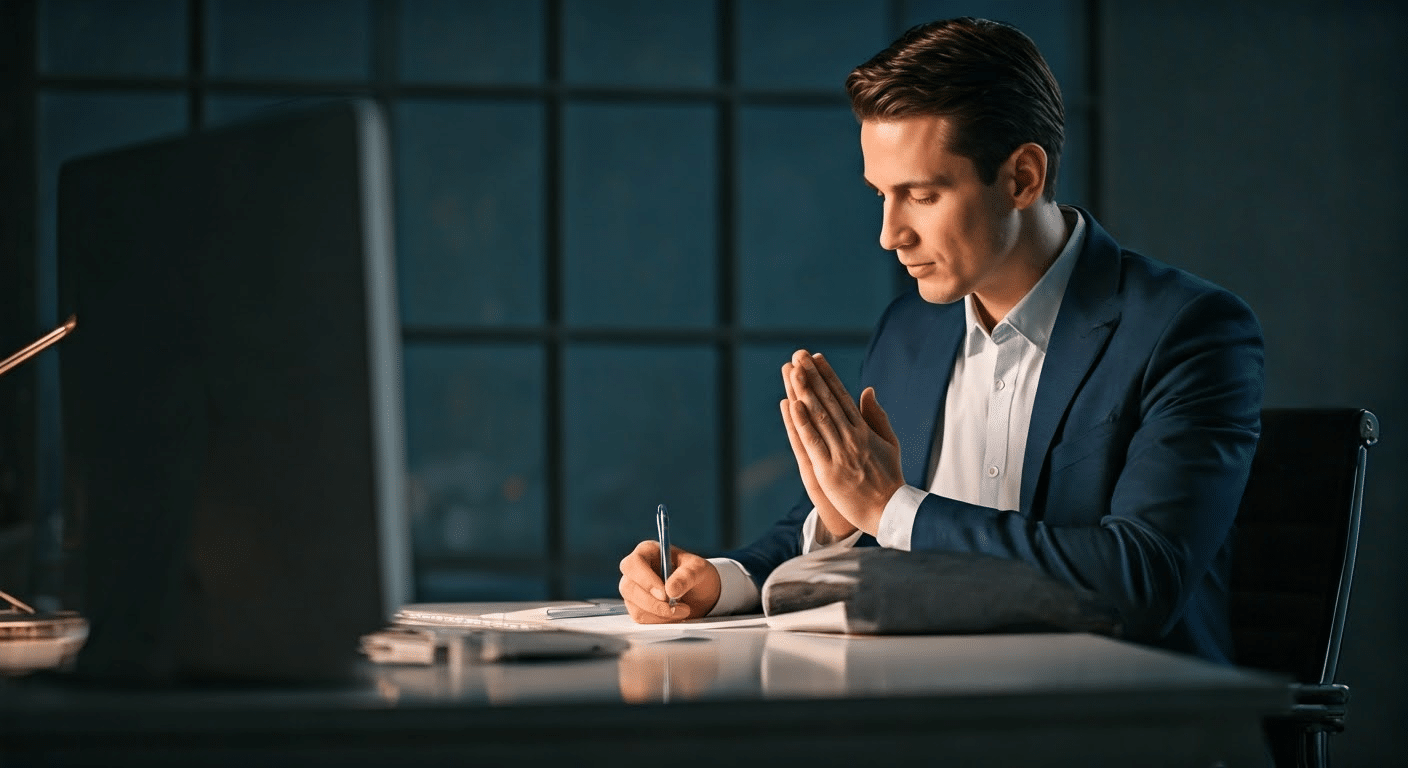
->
[0,589,88,676]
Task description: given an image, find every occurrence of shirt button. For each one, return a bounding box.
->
[994,379,1005,391]
[987,466,1000,477]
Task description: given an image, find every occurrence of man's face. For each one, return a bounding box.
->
[861,116,1021,306]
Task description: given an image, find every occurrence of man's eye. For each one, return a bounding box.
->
[911,195,937,205]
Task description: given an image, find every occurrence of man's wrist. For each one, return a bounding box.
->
[803,507,865,555]
[855,482,904,536]
[875,484,926,551]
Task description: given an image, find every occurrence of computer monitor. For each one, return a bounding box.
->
[57,100,411,684]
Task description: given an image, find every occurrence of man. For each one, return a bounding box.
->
[618,17,1263,663]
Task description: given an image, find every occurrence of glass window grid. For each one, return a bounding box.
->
[21,0,1095,600]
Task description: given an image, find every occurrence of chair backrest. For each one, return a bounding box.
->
[1229,408,1378,684]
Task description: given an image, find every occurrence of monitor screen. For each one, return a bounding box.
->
[57,100,411,684]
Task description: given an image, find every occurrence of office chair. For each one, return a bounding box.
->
[1229,408,1379,768]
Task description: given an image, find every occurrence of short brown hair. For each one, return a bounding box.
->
[846,17,1065,201]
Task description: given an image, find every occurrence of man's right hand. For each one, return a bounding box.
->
[618,540,721,624]
[781,354,859,540]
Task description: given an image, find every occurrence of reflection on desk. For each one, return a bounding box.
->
[2,625,1288,767]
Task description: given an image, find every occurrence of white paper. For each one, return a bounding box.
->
[396,601,769,640]
[763,601,851,633]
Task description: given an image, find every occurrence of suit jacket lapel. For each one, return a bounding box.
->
[1020,209,1123,514]
[894,306,964,487]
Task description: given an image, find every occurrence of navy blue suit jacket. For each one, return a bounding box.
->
[724,210,1264,663]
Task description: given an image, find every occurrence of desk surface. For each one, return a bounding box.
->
[1,614,1288,767]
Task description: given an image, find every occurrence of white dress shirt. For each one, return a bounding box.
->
[708,207,1087,616]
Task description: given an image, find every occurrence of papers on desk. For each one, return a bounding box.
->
[396,601,607,629]
[762,601,853,633]
[759,547,1123,637]
[393,600,769,645]
[485,606,768,637]
[361,624,629,664]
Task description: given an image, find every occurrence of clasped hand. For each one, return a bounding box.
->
[781,350,904,538]
[618,350,904,625]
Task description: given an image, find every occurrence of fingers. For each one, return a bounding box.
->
[783,359,840,453]
[787,397,832,462]
[784,351,866,459]
[807,352,863,425]
[791,350,860,425]
[667,553,721,614]
[780,397,820,475]
[860,386,898,446]
[618,540,688,622]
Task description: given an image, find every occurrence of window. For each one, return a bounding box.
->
[18,0,1093,601]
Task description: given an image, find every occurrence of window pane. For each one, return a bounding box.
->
[566,571,627,602]
[738,106,895,329]
[204,92,348,127]
[39,92,188,326]
[737,0,889,90]
[398,0,545,85]
[206,0,371,80]
[565,346,719,561]
[40,0,187,76]
[417,568,548,602]
[1058,109,1089,207]
[402,344,545,561]
[736,342,866,544]
[563,0,715,87]
[564,104,716,328]
[395,100,545,326]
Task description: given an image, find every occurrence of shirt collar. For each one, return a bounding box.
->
[964,206,1087,356]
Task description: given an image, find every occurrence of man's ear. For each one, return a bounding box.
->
[1005,142,1048,209]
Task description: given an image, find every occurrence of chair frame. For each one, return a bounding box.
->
[1249,408,1378,768]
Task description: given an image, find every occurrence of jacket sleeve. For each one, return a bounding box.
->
[716,494,808,589]
[907,288,1264,642]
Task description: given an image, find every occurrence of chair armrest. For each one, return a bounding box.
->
[1284,683,1349,732]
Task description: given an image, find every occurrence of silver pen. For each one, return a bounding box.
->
[656,504,676,608]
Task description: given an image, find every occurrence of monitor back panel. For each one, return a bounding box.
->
[58,101,411,685]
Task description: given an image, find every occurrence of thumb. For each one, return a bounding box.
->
[860,387,898,445]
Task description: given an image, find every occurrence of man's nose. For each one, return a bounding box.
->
[878,201,915,251]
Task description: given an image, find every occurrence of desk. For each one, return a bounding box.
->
[1,626,1287,767]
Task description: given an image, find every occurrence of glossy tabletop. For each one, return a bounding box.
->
[2,622,1289,767]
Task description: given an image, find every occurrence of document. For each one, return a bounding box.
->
[506,608,770,637]
[759,547,1122,636]
[762,601,852,633]
[396,601,768,643]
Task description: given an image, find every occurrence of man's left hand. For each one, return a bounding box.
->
[783,350,904,536]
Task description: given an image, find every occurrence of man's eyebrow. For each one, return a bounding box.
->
[862,175,950,192]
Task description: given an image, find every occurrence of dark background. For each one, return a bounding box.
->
[1,1,1403,764]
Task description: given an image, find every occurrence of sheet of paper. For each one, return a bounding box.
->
[397,601,769,642]
[481,607,769,636]
[763,601,850,633]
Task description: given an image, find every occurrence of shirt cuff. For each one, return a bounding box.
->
[875,484,926,551]
[705,557,760,616]
[801,506,865,554]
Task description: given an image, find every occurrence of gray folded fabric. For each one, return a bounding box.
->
[761,547,1122,636]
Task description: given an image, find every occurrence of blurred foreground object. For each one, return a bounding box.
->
[0,589,87,675]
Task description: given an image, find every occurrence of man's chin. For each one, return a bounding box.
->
[916,281,965,305]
